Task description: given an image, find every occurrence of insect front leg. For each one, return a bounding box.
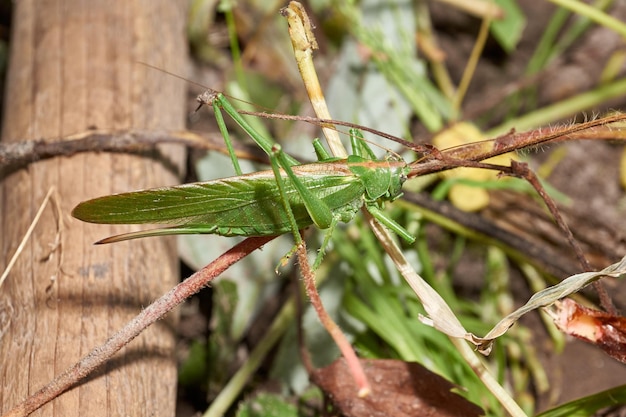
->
[312,217,339,271]
[196,89,245,175]
[268,144,339,270]
[201,91,301,167]
[211,98,243,175]
[203,92,345,233]
[271,144,334,230]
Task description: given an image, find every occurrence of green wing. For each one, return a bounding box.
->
[72,166,365,240]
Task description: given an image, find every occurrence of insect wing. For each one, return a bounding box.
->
[72,164,365,238]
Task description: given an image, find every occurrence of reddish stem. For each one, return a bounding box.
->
[296,242,372,397]
[3,236,275,417]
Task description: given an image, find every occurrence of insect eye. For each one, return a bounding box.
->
[384,153,402,162]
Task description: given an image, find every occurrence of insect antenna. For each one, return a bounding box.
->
[237,109,435,155]
[138,62,210,91]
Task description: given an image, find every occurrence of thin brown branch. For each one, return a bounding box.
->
[407,118,626,179]
[428,156,591,266]
[295,240,371,397]
[292,253,315,375]
[427,153,617,312]
[2,236,275,417]
[401,192,578,278]
[0,128,267,172]
[239,110,626,162]
[506,161,616,313]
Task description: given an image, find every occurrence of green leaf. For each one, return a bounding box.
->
[537,384,626,417]
[178,340,209,387]
[235,393,298,417]
[490,0,526,53]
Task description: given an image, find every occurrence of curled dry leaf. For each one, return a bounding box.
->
[470,254,626,354]
[382,201,626,355]
[547,298,626,363]
[310,358,484,417]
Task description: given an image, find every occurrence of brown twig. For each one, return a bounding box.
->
[400,191,578,278]
[292,252,315,375]
[0,128,267,173]
[429,153,617,313]
[295,240,371,397]
[505,161,615,313]
[238,110,626,161]
[2,236,275,417]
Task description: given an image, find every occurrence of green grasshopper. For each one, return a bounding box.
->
[72,89,417,249]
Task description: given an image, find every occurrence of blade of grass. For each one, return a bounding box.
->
[547,0,626,38]
[537,384,626,417]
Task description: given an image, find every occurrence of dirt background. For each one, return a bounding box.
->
[175,1,626,415]
[431,1,626,411]
[168,1,626,416]
[427,1,626,413]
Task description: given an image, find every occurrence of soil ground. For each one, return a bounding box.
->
[175,1,626,415]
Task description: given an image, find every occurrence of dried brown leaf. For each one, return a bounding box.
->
[548,298,626,363]
[311,358,484,417]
